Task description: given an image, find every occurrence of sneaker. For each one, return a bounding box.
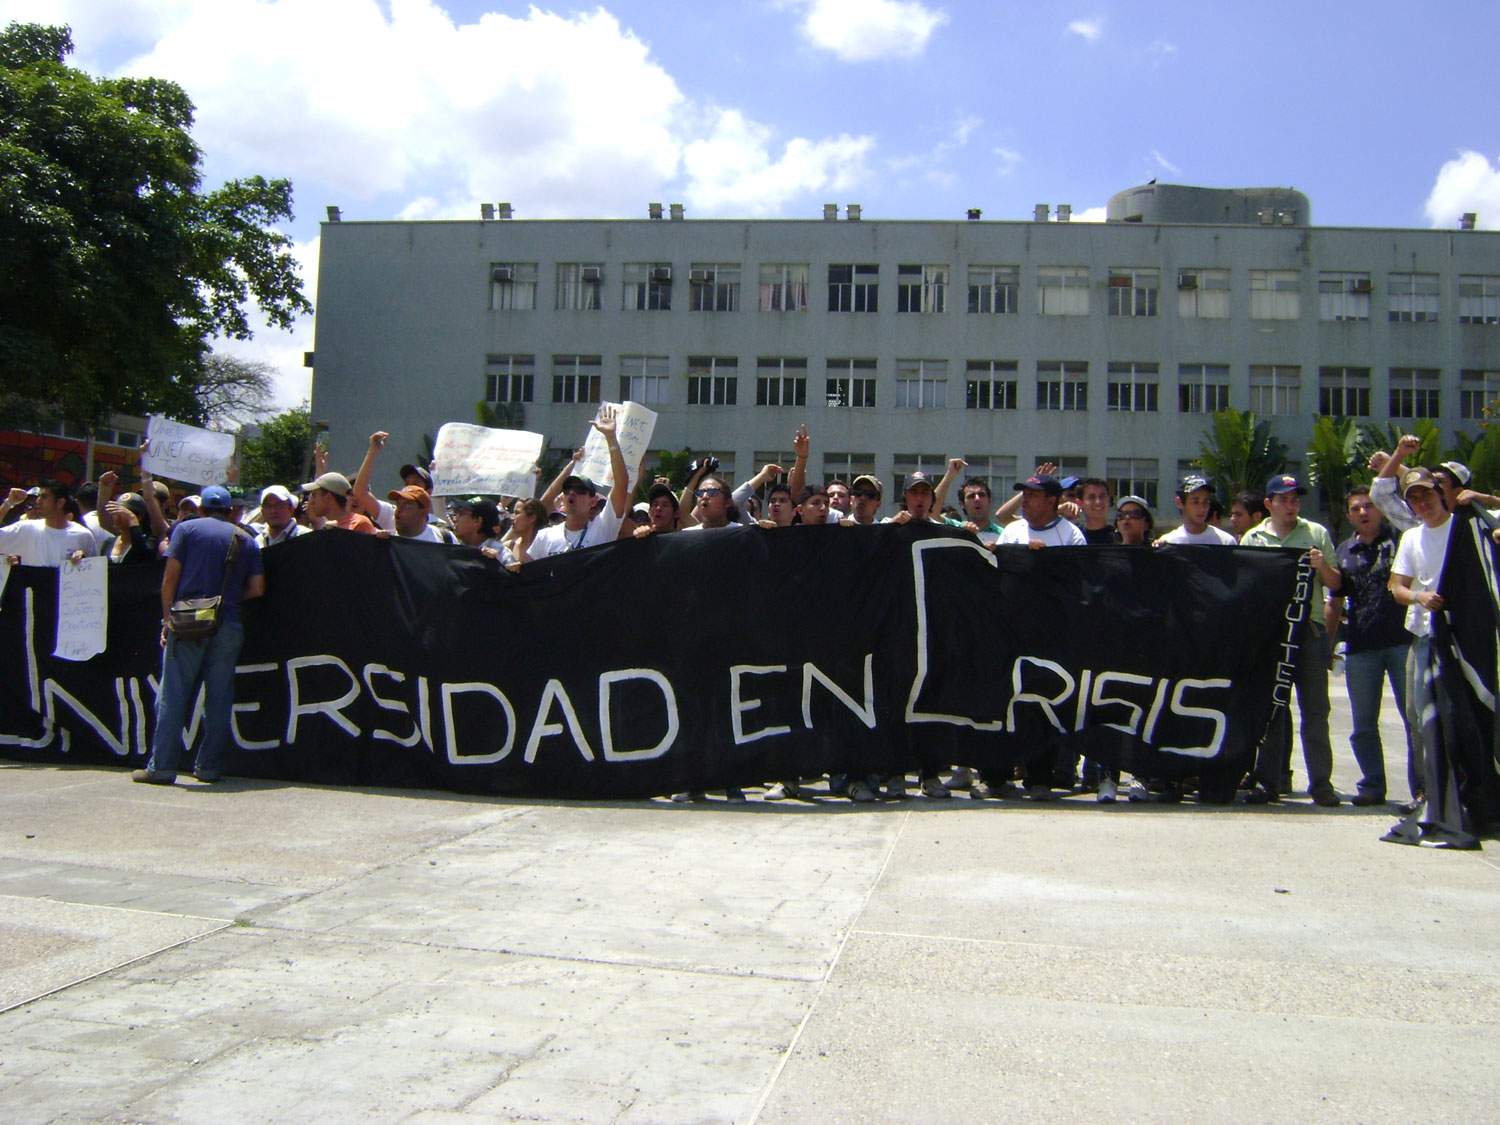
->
[670,791,707,803]
[1350,792,1386,807]
[1398,792,1424,815]
[947,767,974,791]
[193,772,222,784]
[130,769,175,785]
[884,778,909,799]
[1026,784,1058,802]
[764,781,799,801]
[970,780,993,800]
[847,779,877,803]
[1097,777,1118,803]
[1309,783,1341,808]
[724,788,747,803]
[920,776,952,799]
[1126,780,1153,803]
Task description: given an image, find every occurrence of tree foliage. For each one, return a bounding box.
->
[1194,409,1288,502]
[238,402,314,491]
[1305,416,1375,538]
[0,23,311,428]
[198,353,276,429]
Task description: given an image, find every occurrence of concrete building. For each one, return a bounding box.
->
[309,184,1500,513]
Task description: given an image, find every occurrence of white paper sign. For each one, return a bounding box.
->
[578,402,658,490]
[141,415,235,486]
[430,424,546,498]
[54,557,108,662]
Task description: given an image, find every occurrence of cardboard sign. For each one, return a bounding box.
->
[142,416,235,487]
[55,557,108,662]
[430,424,546,498]
[578,402,657,490]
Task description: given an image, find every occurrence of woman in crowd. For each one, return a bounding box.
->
[495,498,548,568]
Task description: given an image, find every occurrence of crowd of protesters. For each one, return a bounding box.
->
[4,414,1498,829]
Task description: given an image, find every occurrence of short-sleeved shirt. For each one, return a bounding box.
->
[0,519,99,566]
[1081,524,1118,546]
[1157,524,1238,546]
[1240,517,1338,618]
[166,516,264,624]
[1334,527,1408,652]
[998,516,1087,547]
[1392,517,1453,637]
[334,510,378,535]
[527,503,623,559]
[943,516,1006,545]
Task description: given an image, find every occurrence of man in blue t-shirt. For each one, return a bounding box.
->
[133,485,265,785]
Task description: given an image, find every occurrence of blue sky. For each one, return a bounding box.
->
[6,0,1500,406]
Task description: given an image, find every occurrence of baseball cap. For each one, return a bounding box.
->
[1176,474,1213,498]
[1058,476,1081,491]
[301,472,352,497]
[180,494,201,510]
[853,473,884,497]
[1265,474,1306,496]
[1438,461,1472,486]
[259,485,294,505]
[562,474,597,495]
[1400,467,1439,497]
[904,471,934,492]
[1014,474,1063,497]
[199,485,232,511]
[388,484,432,509]
[399,463,434,491]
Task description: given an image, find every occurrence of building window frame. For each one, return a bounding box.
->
[967,265,1019,314]
[1106,362,1160,411]
[894,359,948,409]
[555,262,604,311]
[965,360,1019,410]
[485,354,536,403]
[1107,268,1159,317]
[1388,273,1440,323]
[551,354,602,404]
[689,262,741,312]
[1389,367,1441,418]
[1037,360,1088,411]
[825,359,877,409]
[1317,271,1372,322]
[755,357,808,407]
[1177,363,1230,413]
[759,262,809,312]
[619,355,670,406]
[1317,366,1371,417]
[1248,364,1301,415]
[1249,269,1301,320]
[686,356,739,405]
[828,263,879,312]
[1038,266,1090,316]
[1459,275,1500,325]
[489,262,538,311]
[623,261,673,311]
[897,264,948,313]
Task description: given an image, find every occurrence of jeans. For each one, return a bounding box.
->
[1255,628,1332,793]
[147,619,244,780]
[1344,642,1414,799]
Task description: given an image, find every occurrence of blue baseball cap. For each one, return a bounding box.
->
[199,485,233,511]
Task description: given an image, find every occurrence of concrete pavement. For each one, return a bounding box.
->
[2,689,1498,1123]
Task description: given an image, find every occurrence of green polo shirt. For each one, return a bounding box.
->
[1240,516,1337,623]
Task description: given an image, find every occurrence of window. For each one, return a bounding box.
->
[1248,364,1301,415]
[1106,458,1159,509]
[895,359,948,408]
[619,355,670,406]
[1177,268,1230,318]
[959,455,1018,499]
[687,356,738,405]
[485,354,535,403]
[897,264,948,313]
[828,263,879,312]
[1318,367,1371,417]
[551,355,601,403]
[756,357,807,406]
[623,262,672,310]
[1389,368,1440,418]
[965,360,1018,410]
[1107,268,1159,317]
[825,359,877,408]
[689,263,740,312]
[1388,273,1439,322]
[1459,275,1500,324]
[759,263,809,312]
[1038,266,1089,315]
[823,452,877,485]
[1177,364,1230,413]
[1106,362,1159,411]
[1250,270,1300,319]
[555,263,603,310]
[893,453,948,497]
[1037,361,1088,411]
[1318,271,1371,321]
[968,266,1019,314]
[1460,370,1500,419]
[489,262,537,310]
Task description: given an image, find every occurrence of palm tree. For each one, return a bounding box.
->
[1306,416,1374,538]
[1194,408,1289,502]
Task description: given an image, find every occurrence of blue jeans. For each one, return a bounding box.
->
[1255,628,1332,793]
[1344,643,1413,799]
[147,619,244,780]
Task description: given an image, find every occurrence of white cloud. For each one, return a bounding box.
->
[1149,39,1177,57]
[1072,206,1106,223]
[212,234,320,411]
[682,108,873,215]
[1150,149,1181,176]
[794,0,949,62]
[1424,150,1500,229]
[994,147,1022,177]
[1065,17,1103,41]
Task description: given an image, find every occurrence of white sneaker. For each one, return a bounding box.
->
[1097,778,1118,803]
[947,767,974,790]
[764,781,798,801]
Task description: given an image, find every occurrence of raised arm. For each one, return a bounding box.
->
[350,431,387,520]
[933,457,966,512]
[540,447,583,510]
[591,406,630,518]
[138,466,170,540]
[789,424,809,499]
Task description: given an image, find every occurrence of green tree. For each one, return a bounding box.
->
[1305,416,1375,538]
[0,23,311,429]
[238,402,314,491]
[1194,409,1288,501]
[1372,420,1442,466]
[198,353,276,429]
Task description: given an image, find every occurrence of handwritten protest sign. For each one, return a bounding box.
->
[430,424,546,498]
[142,416,235,486]
[55,558,108,662]
[578,402,657,490]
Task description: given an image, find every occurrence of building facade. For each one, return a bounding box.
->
[310,184,1500,513]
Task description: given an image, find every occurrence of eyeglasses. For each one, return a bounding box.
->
[1117,511,1145,521]
[695,487,724,498]
[850,488,879,499]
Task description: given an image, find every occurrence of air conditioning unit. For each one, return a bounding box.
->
[1350,278,1373,294]
[1177,273,1198,290]
[651,266,672,283]
[491,266,514,283]
[689,269,711,285]
[581,266,602,283]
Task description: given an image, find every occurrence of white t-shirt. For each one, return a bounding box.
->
[997,517,1087,547]
[1392,517,1453,637]
[526,503,624,560]
[1157,524,1238,546]
[401,523,457,544]
[82,510,113,550]
[0,519,100,566]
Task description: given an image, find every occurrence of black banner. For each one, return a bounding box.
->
[1,524,1307,798]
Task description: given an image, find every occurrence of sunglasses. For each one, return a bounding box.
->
[695,487,724,498]
[850,488,879,499]
[1117,511,1145,521]
[563,486,593,497]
